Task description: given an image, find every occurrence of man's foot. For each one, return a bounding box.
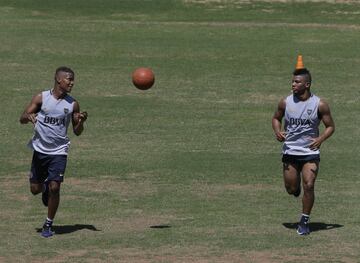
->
[297,214,310,235]
[297,222,310,235]
[42,182,49,207]
[41,224,54,238]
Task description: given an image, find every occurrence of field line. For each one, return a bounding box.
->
[102,20,360,30]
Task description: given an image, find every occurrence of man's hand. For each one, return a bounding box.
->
[19,93,42,125]
[309,137,322,150]
[22,112,37,125]
[74,111,88,124]
[275,131,287,142]
[78,111,88,123]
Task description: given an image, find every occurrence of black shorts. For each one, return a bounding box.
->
[29,151,67,184]
[282,154,320,166]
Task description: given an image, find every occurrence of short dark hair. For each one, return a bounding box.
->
[55,66,74,76]
[293,68,311,84]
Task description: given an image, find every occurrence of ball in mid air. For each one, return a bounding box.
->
[132,67,155,90]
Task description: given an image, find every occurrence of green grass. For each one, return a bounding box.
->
[1,0,360,262]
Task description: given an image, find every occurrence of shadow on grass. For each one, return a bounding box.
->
[150,224,171,229]
[36,224,100,234]
[283,222,343,232]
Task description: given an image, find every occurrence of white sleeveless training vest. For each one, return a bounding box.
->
[28,90,74,155]
[282,93,320,156]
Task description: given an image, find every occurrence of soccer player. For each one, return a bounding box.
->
[20,66,88,238]
[272,60,335,235]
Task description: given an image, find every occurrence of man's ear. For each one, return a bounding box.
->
[55,76,61,83]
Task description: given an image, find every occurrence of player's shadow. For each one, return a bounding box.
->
[283,222,343,232]
[150,224,171,229]
[36,224,100,235]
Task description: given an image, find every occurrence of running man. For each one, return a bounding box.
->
[20,66,88,238]
[272,57,335,235]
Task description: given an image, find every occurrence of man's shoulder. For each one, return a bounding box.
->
[310,93,321,99]
[64,94,75,104]
[284,94,294,103]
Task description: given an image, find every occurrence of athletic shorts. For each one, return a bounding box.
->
[29,151,67,183]
[282,154,320,166]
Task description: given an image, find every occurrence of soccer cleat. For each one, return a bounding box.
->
[42,182,49,207]
[41,224,54,238]
[297,223,310,235]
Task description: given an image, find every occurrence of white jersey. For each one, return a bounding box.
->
[28,90,74,155]
[283,93,320,156]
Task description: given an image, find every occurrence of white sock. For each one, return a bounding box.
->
[45,217,53,226]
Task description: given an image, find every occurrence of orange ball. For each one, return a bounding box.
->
[132,67,155,90]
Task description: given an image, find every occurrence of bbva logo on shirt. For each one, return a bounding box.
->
[44,116,66,126]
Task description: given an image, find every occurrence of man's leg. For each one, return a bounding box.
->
[48,181,61,220]
[41,181,61,238]
[46,154,66,220]
[297,161,319,235]
[283,162,301,196]
[301,161,319,215]
[29,151,47,196]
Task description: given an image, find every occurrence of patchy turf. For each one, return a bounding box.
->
[1,0,360,262]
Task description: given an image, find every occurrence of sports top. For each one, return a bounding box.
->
[283,93,320,156]
[28,90,74,155]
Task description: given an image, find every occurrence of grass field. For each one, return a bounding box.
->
[1,0,360,262]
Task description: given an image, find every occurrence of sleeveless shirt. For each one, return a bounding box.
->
[28,90,74,155]
[283,93,320,156]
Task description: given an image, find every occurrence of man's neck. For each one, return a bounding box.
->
[295,91,311,101]
[51,87,66,100]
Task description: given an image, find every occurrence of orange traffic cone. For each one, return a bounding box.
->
[296,55,304,69]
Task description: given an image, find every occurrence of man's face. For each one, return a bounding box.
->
[57,71,74,93]
[291,75,309,96]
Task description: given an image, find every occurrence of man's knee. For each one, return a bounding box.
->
[30,184,42,195]
[302,172,316,193]
[49,181,61,195]
[30,188,40,195]
[303,181,315,193]
[285,185,298,195]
